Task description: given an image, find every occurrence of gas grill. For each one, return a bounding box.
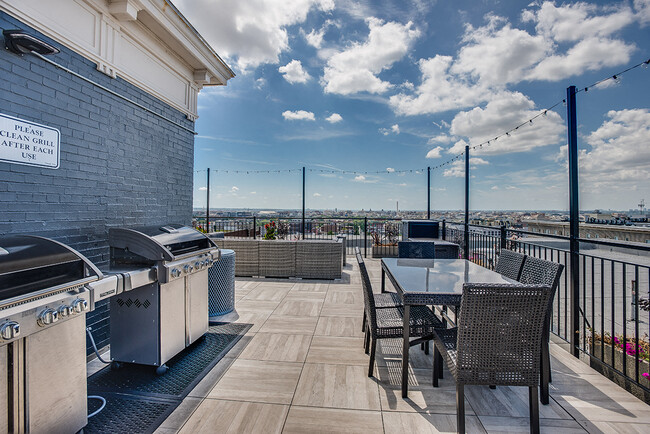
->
[108,224,219,373]
[0,235,118,434]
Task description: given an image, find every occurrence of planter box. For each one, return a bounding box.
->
[372,245,398,258]
[590,341,650,401]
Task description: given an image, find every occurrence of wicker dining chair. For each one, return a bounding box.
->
[398,241,436,259]
[494,249,526,280]
[354,248,402,332]
[356,250,443,377]
[432,283,552,434]
[518,256,564,405]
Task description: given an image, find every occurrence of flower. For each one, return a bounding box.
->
[642,372,649,379]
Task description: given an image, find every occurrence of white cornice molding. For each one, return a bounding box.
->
[0,0,234,119]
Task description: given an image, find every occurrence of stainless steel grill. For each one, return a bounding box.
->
[0,235,118,434]
[107,224,219,373]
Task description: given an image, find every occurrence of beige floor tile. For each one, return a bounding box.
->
[239,333,312,362]
[382,411,487,434]
[236,299,281,311]
[465,384,571,420]
[259,315,319,335]
[477,416,587,433]
[375,338,436,370]
[549,373,650,423]
[324,288,364,305]
[291,282,329,292]
[306,336,369,365]
[293,363,381,410]
[284,290,328,301]
[244,286,291,302]
[579,420,650,433]
[188,356,237,398]
[178,399,288,434]
[320,303,364,317]
[282,406,383,434]
[209,359,302,404]
[275,299,323,316]
[235,280,261,290]
[314,316,364,337]
[234,311,271,333]
[377,366,472,415]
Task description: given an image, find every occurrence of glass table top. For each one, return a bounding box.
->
[382,258,517,295]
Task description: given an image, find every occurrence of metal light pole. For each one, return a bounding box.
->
[567,85,580,358]
[427,166,431,219]
[464,146,470,259]
[302,166,306,239]
[206,168,210,232]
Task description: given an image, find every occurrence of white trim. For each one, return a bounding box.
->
[0,0,234,119]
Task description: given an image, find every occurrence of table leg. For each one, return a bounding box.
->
[402,304,410,398]
[381,268,385,293]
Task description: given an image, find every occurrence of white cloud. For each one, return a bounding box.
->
[322,18,420,95]
[579,109,650,188]
[254,78,267,89]
[428,134,454,145]
[379,124,400,135]
[386,167,395,173]
[174,0,334,71]
[635,0,650,24]
[250,191,257,194]
[491,185,499,190]
[282,110,316,121]
[230,186,239,193]
[313,192,322,197]
[278,60,311,84]
[303,19,338,48]
[391,3,637,116]
[398,183,407,187]
[198,186,208,191]
[325,113,343,123]
[354,175,366,182]
[528,1,635,42]
[390,55,495,115]
[448,92,565,155]
[442,157,489,177]
[426,146,443,159]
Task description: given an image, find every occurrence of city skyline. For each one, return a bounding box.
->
[177,0,650,211]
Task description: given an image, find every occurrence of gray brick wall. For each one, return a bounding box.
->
[0,12,196,355]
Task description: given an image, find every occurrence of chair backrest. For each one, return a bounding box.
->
[355,247,377,330]
[494,249,525,280]
[398,241,435,259]
[518,256,564,323]
[455,283,551,386]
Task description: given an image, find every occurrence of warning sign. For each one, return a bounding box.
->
[0,113,60,169]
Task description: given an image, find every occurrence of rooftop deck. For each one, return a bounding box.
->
[93,258,649,433]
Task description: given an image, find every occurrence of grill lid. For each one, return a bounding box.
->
[0,235,101,303]
[109,224,217,262]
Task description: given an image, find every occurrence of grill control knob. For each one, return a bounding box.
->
[58,305,73,318]
[204,259,212,268]
[195,261,202,270]
[37,308,59,327]
[171,268,181,278]
[0,321,20,340]
[183,264,194,274]
[72,298,88,314]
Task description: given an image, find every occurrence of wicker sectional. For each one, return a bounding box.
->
[217,238,343,279]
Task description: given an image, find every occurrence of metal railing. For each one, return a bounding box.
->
[445,221,650,396]
[192,215,405,258]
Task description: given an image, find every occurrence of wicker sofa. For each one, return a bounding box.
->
[217,238,343,279]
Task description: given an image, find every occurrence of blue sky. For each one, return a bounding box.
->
[176,0,650,211]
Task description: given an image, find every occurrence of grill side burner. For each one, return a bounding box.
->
[107,225,219,372]
[0,235,118,433]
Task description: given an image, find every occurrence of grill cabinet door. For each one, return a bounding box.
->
[186,270,209,346]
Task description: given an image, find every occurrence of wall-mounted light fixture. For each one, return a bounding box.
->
[3,29,59,55]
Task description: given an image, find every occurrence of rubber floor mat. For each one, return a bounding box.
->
[85,322,251,433]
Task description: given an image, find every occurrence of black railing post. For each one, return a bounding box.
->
[364,217,368,258]
[205,168,210,232]
[464,145,470,259]
[302,166,306,239]
[500,225,507,252]
[441,219,446,240]
[427,166,431,219]
[567,85,581,358]
[253,216,256,239]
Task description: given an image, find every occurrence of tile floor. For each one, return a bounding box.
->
[124,258,647,433]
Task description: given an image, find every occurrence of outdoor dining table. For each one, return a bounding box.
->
[380,258,519,398]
